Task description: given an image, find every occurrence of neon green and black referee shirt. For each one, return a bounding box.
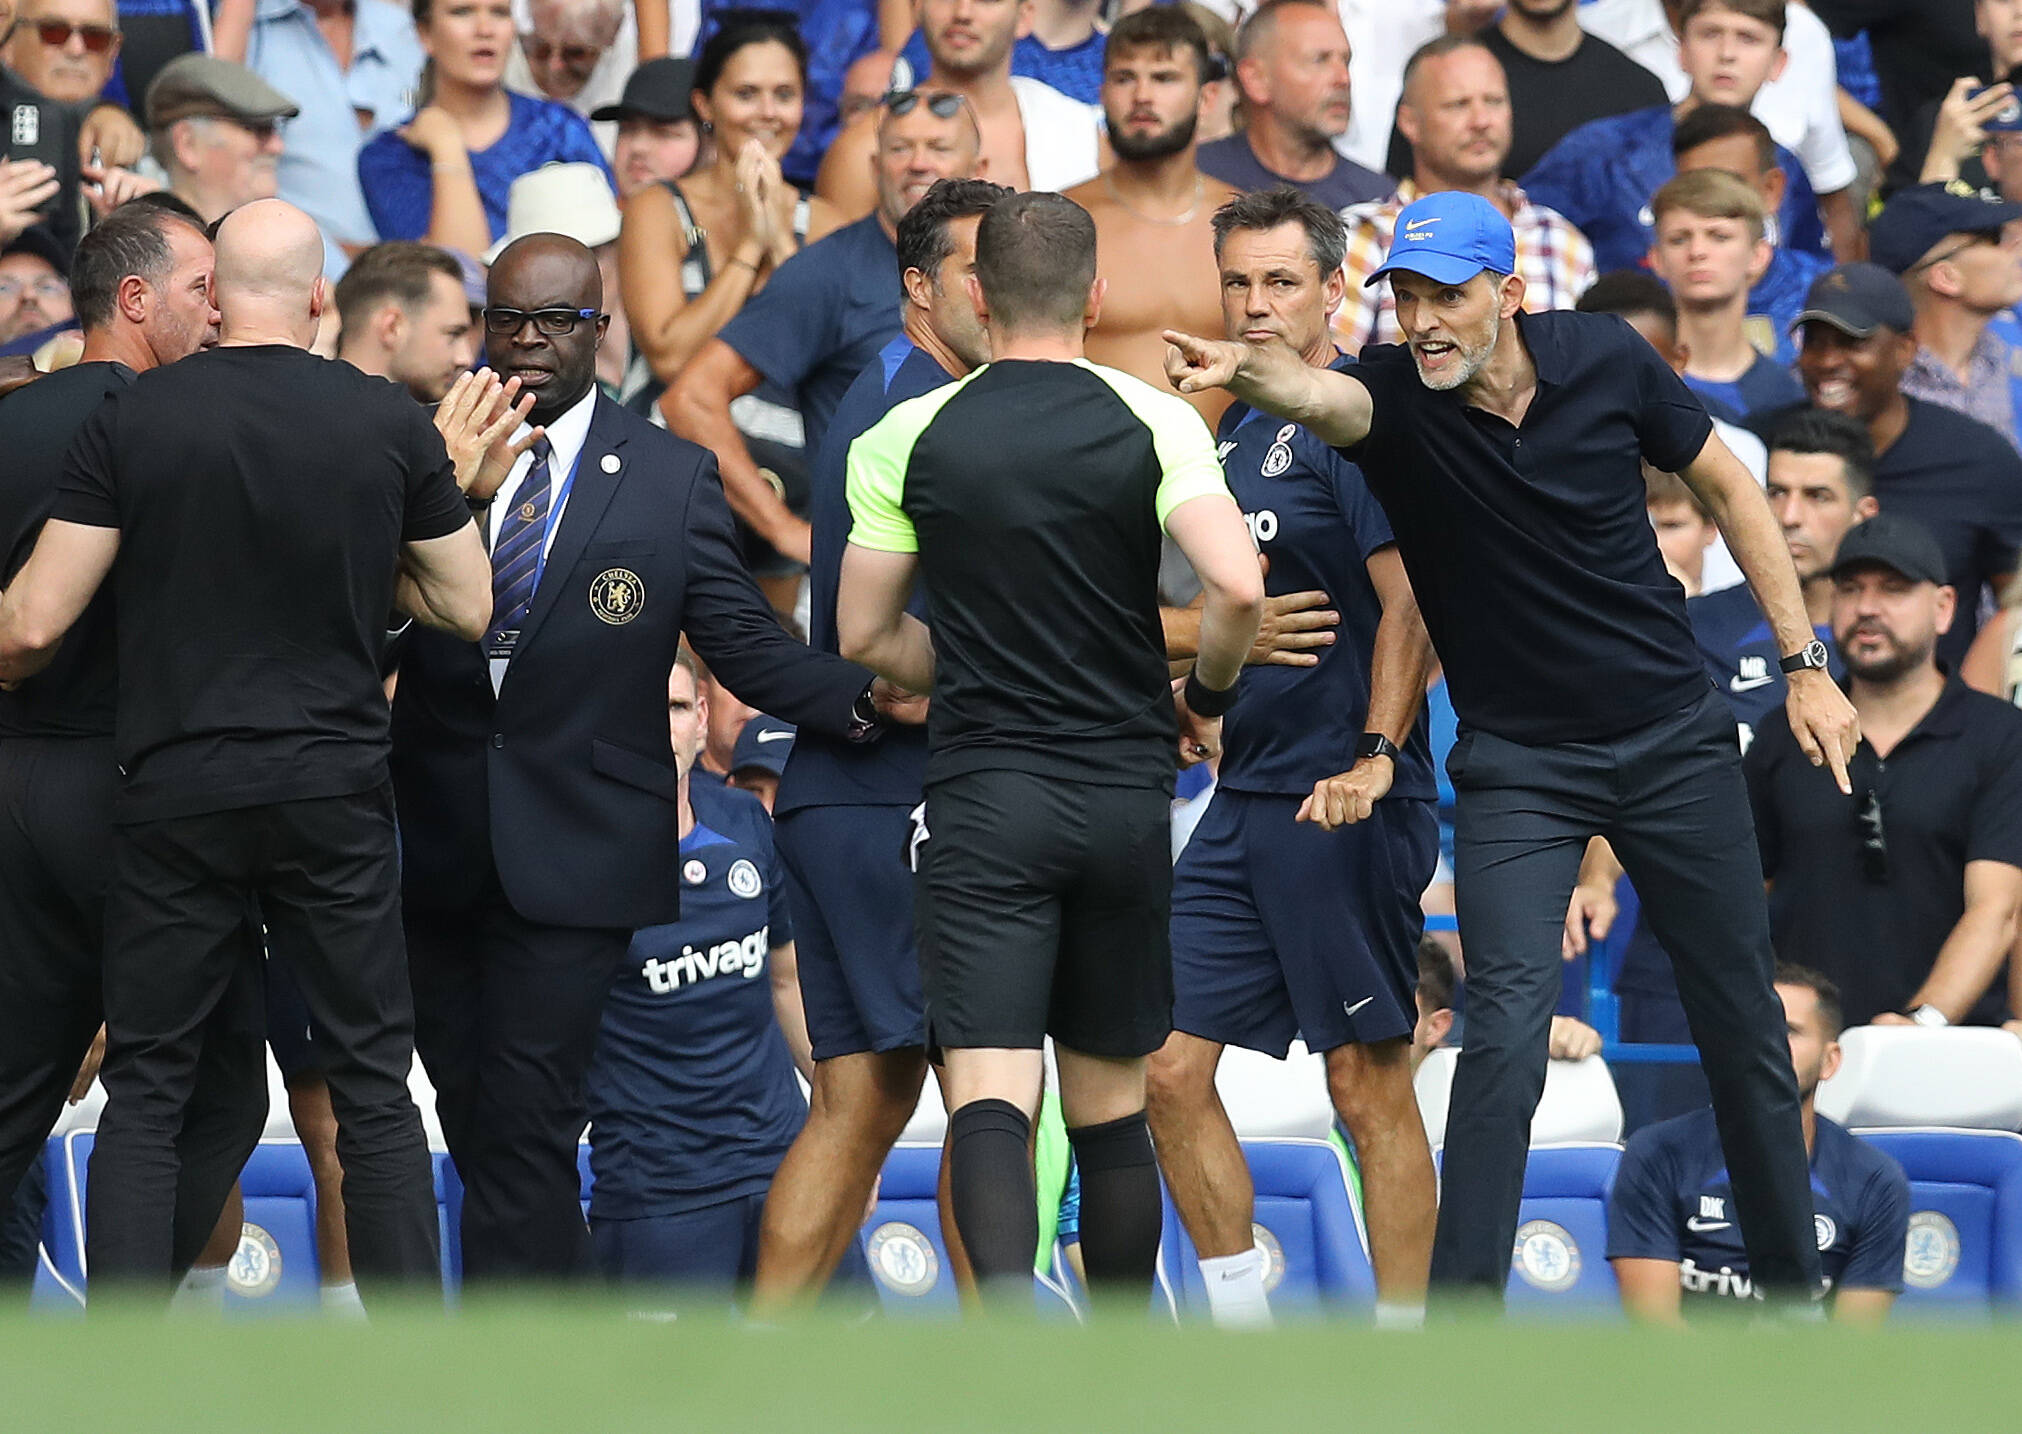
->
[846,357,1230,789]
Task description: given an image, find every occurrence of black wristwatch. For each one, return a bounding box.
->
[846,685,885,745]
[1779,639,1830,675]
[1354,732,1401,763]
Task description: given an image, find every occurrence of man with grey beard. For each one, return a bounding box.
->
[1163,187,1858,1314]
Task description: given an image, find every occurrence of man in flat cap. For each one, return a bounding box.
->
[145,53,299,227]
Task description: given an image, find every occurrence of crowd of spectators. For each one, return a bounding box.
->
[9,0,2022,1312]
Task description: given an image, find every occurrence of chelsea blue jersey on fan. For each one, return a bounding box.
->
[586,782,804,1219]
[1606,1108,1909,1303]
[1212,359,1436,801]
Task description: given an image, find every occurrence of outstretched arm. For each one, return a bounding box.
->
[0,519,119,682]
[1163,329,1375,448]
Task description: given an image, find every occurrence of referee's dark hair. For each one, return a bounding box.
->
[334,241,466,338]
[1766,407,1877,501]
[896,178,1014,285]
[975,191,1098,333]
[1671,102,1778,172]
[1210,185,1347,274]
[70,201,206,333]
[1772,962,1844,1041]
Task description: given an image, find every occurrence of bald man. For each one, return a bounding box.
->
[390,233,900,1283]
[0,199,492,1303]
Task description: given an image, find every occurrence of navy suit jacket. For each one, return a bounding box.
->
[390,393,871,929]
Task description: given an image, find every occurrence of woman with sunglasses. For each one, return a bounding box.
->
[618,10,841,388]
[357,0,610,254]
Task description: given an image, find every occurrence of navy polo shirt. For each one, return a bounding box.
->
[1747,678,2022,1027]
[775,334,945,814]
[1214,363,1434,800]
[585,782,805,1219]
[1337,309,1715,745]
[717,215,903,458]
[1608,1108,1909,1304]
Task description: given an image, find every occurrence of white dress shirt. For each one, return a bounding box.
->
[488,382,600,692]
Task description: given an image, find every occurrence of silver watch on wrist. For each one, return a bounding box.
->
[1907,1003,1949,1028]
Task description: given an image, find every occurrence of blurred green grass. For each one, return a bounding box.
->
[3,1302,2019,1434]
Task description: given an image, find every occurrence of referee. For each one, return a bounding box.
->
[0,200,492,1299]
[1164,190,1861,1309]
[838,191,1264,1304]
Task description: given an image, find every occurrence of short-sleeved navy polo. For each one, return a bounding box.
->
[1337,309,1716,745]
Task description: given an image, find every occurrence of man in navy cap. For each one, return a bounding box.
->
[1164,188,1859,1310]
[1868,182,2022,453]
[1791,260,2022,667]
[727,715,794,814]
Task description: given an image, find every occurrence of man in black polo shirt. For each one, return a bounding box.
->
[0,198,493,1301]
[1165,188,1858,1308]
[1788,261,2022,669]
[840,191,1264,1305]
[1749,514,2022,1029]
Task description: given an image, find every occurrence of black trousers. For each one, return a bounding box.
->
[0,737,266,1283]
[87,784,440,1298]
[406,876,629,1284]
[1434,691,1822,1302]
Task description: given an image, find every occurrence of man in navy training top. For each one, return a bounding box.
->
[749,177,1009,1314]
[1608,964,1909,1325]
[585,654,870,1296]
[1146,186,1439,1331]
[1163,187,1860,1309]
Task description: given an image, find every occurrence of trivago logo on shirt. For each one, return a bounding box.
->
[639,926,769,993]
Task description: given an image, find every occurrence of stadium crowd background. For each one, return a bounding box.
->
[6,0,2022,1323]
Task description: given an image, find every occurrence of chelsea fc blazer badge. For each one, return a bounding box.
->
[590,568,644,624]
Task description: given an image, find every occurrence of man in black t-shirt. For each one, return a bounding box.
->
[0,199,261,1291]
[840,191,1264,1305]
[1166,188,1859,1310]
[0,198,492,1302]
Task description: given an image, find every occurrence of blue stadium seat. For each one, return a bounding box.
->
[1158,1138,1375,1319]
[37,1133,325,1311]
[1855,1128,2022,1315]
[1504,1142,1622,1313]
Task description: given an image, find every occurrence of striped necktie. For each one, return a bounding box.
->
[488,434,554,654]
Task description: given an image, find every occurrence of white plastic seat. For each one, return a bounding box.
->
[1815,1026,2022,1131]
[1215,1041,1336,1140]
[1414,1047,1623,1148]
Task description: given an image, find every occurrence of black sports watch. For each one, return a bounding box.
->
[1354,732,1401,763]
[1779,639,1830,675]
[846,684,885,745]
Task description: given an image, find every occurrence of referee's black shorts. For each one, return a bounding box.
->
[913,769,1173,1058]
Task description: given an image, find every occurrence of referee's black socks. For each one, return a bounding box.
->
[1067,1111,1161,1302]
[948,1098,1040,1303]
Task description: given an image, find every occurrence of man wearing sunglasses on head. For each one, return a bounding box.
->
[391,232,917,1284]
[1747,513,2022,1032]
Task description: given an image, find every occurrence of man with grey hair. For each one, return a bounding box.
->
[1195,0,1392,210]
[1164,186,1857,1312]
[1147,184,1439,1330]
[0,198,490,1302]
[508,0,629,133]
[145,53,298,225]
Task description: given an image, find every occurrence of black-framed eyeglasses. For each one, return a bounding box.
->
[482,306,602,336]
[884,89,967,121]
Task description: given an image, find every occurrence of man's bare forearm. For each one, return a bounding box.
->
[1910,878,2021,1019]
[1365,565,1432,747]
[849,613,936,694]
[1229,348,1372,448]
[1682,438,1813,657]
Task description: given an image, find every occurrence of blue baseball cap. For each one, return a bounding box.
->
[730,715,796,780]
[1365,190,1518,289]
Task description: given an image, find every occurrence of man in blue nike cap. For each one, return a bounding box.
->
[1163,189,1859,1313]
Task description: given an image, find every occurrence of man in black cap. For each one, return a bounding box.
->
[1791,260,2022,667]
[0,226,73,350]
[1867,182,2022,454]
[1747,512,2022,1030]
[144,53,299,226]
[726,714,793,814]
[593,56,699,200]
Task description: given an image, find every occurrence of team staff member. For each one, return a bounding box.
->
[0,200,265,1285]
[1609,966,1909,1325]
[0,199,491,1298]
[586,656,867,1296]
[391,234,906,1284]
[1146,187,1439,1333]
[1163,189,1859,1308]
[751,176,1006,1313]
[840,192,1265,1304]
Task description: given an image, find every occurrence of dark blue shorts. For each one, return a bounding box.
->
[590,1191,875,1290]
[774,803,925,1062]
[1170,790,1437,1056]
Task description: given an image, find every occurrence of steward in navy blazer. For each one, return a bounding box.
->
[390,393,875,930]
